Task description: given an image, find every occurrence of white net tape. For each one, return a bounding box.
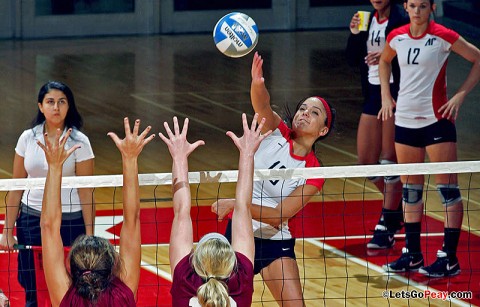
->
[1,161,479,191]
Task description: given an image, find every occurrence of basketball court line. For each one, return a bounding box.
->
[141,260,172,282]
[0,232,451,255]
[131,93,226,134]
[0,168,12,177]
[312,232,444,241]
[188,92,247,115]
[305,238,473,307]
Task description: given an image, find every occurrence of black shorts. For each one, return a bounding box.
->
[363,83,399,116]
[395,119,457,148]
[224,220,296,275]
[253,237,296,275]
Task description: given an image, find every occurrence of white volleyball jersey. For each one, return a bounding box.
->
[251,121,324,240]
[367,12,392,85]
[387,21,459,128]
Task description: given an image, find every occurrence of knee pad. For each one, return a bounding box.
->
[402,184,423,205]
[380,160,400,184]
[437,184,462,207]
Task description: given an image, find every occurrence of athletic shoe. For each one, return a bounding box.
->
[383,247,424,273]
[367,224,395,249]
[418,250,461,277]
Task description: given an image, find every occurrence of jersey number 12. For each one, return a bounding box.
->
[407,47,420,65]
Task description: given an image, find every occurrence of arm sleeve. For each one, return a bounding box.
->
[305,179,324,191]
[72,132,95,162]
[14,130,29,157]
[431,23,460,50]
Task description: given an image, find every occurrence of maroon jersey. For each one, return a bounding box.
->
[170,252,254,306]
[60,277,136,307]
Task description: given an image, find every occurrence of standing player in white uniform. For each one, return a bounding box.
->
[378,0,480,277]
[346,0,409,250]
[212,51,336,305]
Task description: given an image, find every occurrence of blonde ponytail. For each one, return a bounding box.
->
[197,278,230,307]
[192,238,237,307]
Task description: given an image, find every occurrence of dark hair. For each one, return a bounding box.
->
[32,81,83,130]
[284,97,337,142]
[69,235,121,302]
[404,0,434,5]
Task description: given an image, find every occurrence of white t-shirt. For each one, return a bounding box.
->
[15,123,95,212]
[388,21,459,128]
[251,121,324,240]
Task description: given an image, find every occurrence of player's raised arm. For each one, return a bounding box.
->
[250,52,281,132]
[39,129,80,306]
[229,113,271,263]
[159,117,205,272]
[108,118,155,297]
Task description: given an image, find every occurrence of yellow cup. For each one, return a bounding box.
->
[358,11,371,32]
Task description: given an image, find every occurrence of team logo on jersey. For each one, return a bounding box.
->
[425,37,436,46]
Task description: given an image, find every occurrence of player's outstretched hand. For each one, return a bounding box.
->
[251,52,265,85]
[37,128,80,168]
[159,117,205,160]
[108,117,155,160]
[226,113,271,156]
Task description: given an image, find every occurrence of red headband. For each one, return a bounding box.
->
[316,96,332,130]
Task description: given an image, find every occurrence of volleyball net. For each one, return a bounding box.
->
[1,161,479,306]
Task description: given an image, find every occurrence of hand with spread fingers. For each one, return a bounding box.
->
[158,116,205,160]
[37,128,81,169]
[107,117,156,160]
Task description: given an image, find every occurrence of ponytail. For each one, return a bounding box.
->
[69,235,121,303]
[197,278,230,307]
[191,238,237,307]
[74,270,110,302]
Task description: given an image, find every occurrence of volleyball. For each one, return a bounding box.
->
[213,12,259,58]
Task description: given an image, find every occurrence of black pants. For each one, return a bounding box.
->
[16,207,85,307]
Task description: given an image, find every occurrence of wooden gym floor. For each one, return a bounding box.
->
[0,30,479,306]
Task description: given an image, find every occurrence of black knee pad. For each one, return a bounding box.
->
[437,184,462,207]
[402,184,423,205]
